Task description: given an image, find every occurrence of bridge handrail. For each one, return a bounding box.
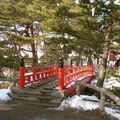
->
[58,65,93,90]
[19,65,58,88]
[19,63,93,90]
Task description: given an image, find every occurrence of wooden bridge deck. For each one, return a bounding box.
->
[8,77,64,108]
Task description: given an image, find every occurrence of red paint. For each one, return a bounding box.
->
[19,64,94,94]
[19,67,25,88]
[58,68,64,90]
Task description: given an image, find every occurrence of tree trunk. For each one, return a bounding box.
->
[77,52,83,66]
[97,25,112,87]
[30,26,38,66]
[79,53,83,66]
[31,42,38,66]
[100,90,105,111]
[62,44,67,60]
[87,56,93,65]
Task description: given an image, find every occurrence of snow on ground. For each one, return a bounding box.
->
[0,88,11,102]
[104,77,120,89]
[1,89,120,120]
[91,76,120,89]
[59,95,99,110]
[58,76,120,120]
[105,107,120,120]
[59,95,120,120]
[0,76,120,119]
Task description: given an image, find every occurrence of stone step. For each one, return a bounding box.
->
[11,87,63,98]
[8,93,39,102]
[9,76,63,108]
[8,93,61,108]
[12,92,60,101]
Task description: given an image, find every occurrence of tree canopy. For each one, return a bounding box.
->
[0,0,120,73]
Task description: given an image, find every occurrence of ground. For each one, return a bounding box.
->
[0,74,120,120]
[0,100,117,120]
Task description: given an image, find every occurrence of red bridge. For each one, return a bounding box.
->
[19,64,93,96]
[9,59,94,107]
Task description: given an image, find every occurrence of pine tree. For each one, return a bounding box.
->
[39,0,103,64]
[80,0,120,87]
[0,0,45,66]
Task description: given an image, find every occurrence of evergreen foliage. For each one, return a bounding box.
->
[0,0,119,79]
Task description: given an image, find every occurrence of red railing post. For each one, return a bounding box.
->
[54,64,57,70]
[32,68,36,81]
[19,67,25,88]
[19,58,25,88]
[41,67,45,80]
[53,64,57,76]
[58,58,64,90]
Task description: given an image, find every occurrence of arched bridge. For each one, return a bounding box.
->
[9,60,94,107]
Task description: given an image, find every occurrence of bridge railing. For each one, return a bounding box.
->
[19,58,93,91]
[19,65,58,88]
[58,64,93,90]
[64,65,93,86]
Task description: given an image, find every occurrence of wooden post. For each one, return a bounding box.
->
[53,64,57,76]
[41,67,45,80]
[32,68,36,81]
[19,67,25,88]
[19,58,25,88]
[54,64,57,70]
[58,58,64,90]
[100,88,105,111]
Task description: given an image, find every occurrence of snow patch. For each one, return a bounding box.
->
[91,76,120,89]
[105,107,120,120]
[59,95,120,120]
[104,77,120,89]
[0,88,11,102]
[59,95,99,110]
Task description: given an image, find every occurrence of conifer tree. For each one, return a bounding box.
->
[80,0,120,87]
[0,0,44,66]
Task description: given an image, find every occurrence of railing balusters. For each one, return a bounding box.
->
[19,61,93,91]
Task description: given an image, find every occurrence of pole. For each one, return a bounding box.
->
[19,67,25,88]
[19,58,25,88]
[58,57,64,90]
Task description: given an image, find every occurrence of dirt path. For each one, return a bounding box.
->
[0,100,117,120]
